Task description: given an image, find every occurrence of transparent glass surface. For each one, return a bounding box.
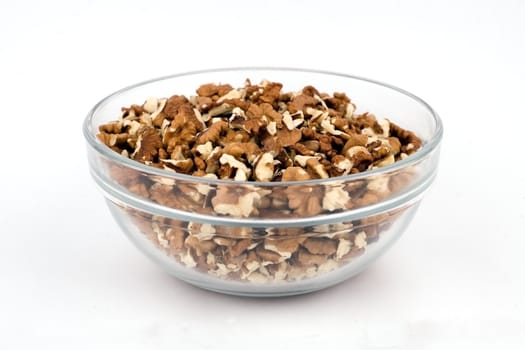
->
[84,68,443,296]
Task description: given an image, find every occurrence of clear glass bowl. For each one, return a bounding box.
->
[83,68,443,296]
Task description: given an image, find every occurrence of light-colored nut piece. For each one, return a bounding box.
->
[282,111,295,130]
[188,222,216,240]
[367,175,390,194]
[211,186,261,217]
[152,222,169,249]
[305,107,325,121]
[179,249,197,268]
[336,238,352,260]
[332,155,353,175]
[213,236,234,247]
[123,119,142,137]
[320,118,346,136]
[306,158,329,179]
[143,97,159,113]
[219,153,251,181]
[195,141,213,159]
[354,231,368,249]
[294,155,320,167]
[266,121,277,135]
[281,167,311,181]
[254,152,275,182]
[344,102,356,119]
[161,158,193,173]
[194,173,218,196]
[273,262,289,281]
[345,145,368,158]
[246,272,269,283]
[209,263,233,277]
[185,236,216,256]
[317,259,338,274]
[322,186,351,211]
[377,118,390,138]
[264,237,305,259]
[374,154,395,168]
[217,88,246,103]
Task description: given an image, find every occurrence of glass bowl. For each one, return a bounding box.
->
[83,67,443,297]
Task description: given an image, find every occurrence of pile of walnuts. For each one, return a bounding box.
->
[98,79,421,283]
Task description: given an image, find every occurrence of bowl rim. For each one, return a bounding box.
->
[83,66,443,187]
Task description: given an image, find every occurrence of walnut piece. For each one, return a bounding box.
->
[98,78,423,285]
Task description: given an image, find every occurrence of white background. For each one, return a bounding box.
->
[1,0,524,349]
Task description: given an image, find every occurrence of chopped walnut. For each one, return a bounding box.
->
[219,153,251,181]
[254,152,275,182]
[322,186,351,211]
[303,237,338,255]
[211,186,261,217]
[98,78,424,285]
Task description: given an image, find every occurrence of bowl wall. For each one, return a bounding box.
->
[84,68,442,296]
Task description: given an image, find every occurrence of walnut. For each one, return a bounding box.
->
[221,129,251,144]
[305,157,329,179]
[332,155,353,176]
[165,224,186,251]
[287,94,318,114]
[264,237,305,259]
[97,132,128,148]
[229,239,253,258]
[149,183,179,207]
[163,95,189,118]
[302,237,338,255]
[205,103,234,119]
[195,120,228,144]
[258,82,282,104]
[336,238,352,260]
[222,142,261,163]
[131,127,162,162]
[275,128,302,147]
[217,87,245,103]
[195,141,213,159]
[185,236,216,257]
[178,249,197,268]
[99,121,122,134]
[187,222,216,240]
[354,231,368,249]
[97,78,424,285]
[256,245,285,264]
[291,142,315,156]
[281,167,311,181]
[191,95,214,113]
[366,175,391,199]
[390,122,422,154]
[297,248,328,266]
[285,184,323,216]
[261,103,283,126]
[320,118,347,137]
[219,154,251,181]
[196,83,220,97]
[324,92,350,114]
[161,158,194,173]
[162,113,199,154]
[322,186,351,211]
[211,186,261,217]
[345,146,374,172]
[254,152,275,182]
[374,154,395,168]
